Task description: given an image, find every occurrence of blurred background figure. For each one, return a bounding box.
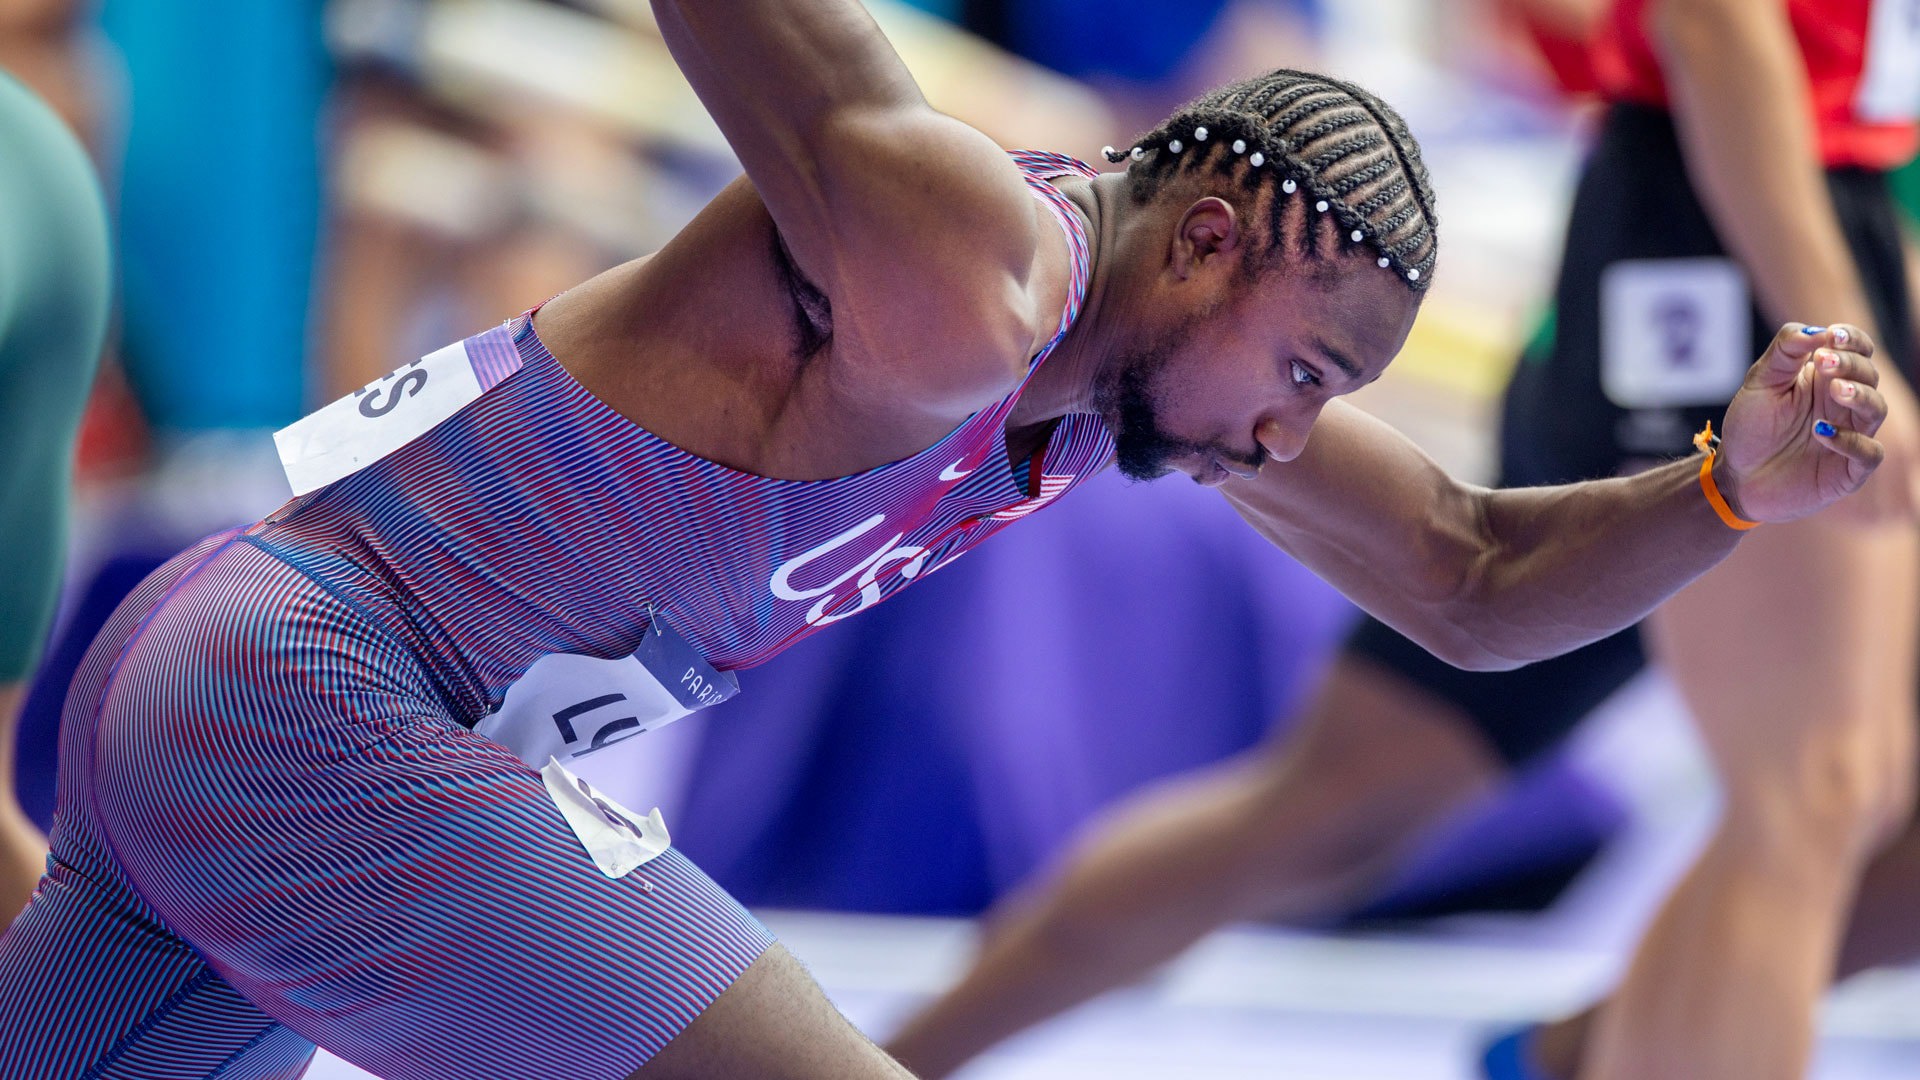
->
[0,0,110,924]
[6,0,337,897]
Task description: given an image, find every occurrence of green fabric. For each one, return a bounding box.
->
[1894,157,1920,228]
[0,72,111,680]
[1518,305,1556,366]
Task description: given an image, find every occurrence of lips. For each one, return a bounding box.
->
[1220,457,1260,480]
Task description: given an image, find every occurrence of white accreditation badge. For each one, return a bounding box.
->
[274,339,485,496]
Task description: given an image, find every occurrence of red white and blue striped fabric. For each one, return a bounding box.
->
[253,150,1109,724]
[0,153,1111,1078]
[1,532,775,1080]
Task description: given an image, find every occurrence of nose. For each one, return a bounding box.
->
[1255,416,1312,463]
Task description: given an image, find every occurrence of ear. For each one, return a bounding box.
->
[1169,197,1240,280]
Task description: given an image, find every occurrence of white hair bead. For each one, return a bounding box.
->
[1280,177,1294,192]
[1232,139,1246,154]
[1377,256,1390,268]
[1131,146,1145,160]
[1169,139,1183,153]
[1407,268,1421,281]
[1194,126,1209,141]
[1351,229,1364,243]
[1250,152,1266,168]
[1101,146,1116,160]
[1315,200,1329,213]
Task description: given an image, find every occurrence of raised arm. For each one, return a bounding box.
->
[1224,323,1887,670]
[650,1,1058,398]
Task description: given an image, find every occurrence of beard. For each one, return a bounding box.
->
[1092,332,1217,483]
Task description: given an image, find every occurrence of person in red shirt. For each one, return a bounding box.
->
[886,2,1920,1078]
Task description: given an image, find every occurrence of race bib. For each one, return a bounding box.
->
[476,614,741,770]
[274,339,485,496]
[1599,258,1750,410]
[1857,0,1920,123]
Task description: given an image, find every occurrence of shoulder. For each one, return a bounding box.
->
[816,125,1081,414]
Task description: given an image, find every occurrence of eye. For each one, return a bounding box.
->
[1289,360,1321,387]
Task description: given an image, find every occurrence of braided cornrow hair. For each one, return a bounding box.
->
[1101,69,1439,292]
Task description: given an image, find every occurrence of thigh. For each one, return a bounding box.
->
[0,846,314,1080]
[88,543,775,1080]
[1517,104,1776,483]
[1522,107,1916,482]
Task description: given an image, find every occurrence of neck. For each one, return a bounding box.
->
[1009,172,1136,429]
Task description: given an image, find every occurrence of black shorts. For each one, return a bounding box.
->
[1348,103,1918,767]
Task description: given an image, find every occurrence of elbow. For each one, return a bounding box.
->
[1425,574,1596,674]
[1405,610,1536,673]
[1429,576,1558,673]
[1432,638,1535,673]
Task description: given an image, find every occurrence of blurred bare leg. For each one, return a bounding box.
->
[0,683,45,925]
[1529,799,1920,1079]
[886,657,1504,1079]
[1575,516,1919,1080]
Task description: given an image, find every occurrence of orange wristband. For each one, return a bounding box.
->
[1693,422,1760,531]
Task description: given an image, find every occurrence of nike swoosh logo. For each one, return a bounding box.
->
[939,460,973,482]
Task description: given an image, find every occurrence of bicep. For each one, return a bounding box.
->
[1221,400,1496,661]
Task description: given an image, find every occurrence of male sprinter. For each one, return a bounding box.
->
[885,2,1920,1078]
[0,2,1892,1077]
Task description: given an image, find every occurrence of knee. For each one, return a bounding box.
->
[1722,705,1917,858]
[1852,750,1916,856]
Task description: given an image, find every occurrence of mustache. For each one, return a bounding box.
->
[1220,444,1267,475]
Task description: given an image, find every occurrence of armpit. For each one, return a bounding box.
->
[771,225,833,360]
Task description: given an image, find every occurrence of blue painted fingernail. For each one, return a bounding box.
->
[1815,420,1837,437]
[1802,326,1827,334]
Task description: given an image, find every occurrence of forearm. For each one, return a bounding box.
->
[651,0,919,154]
[1455,455,1743,666]
[1236,324,1877,670]
[1227,402,1750,669]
